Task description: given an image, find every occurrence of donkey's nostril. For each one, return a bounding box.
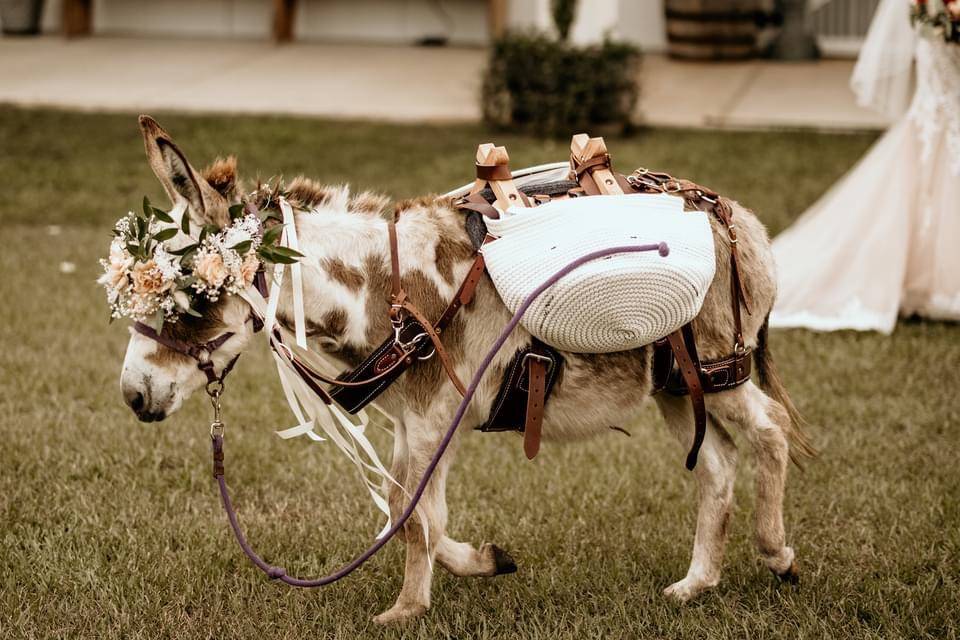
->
[127,391,145,412]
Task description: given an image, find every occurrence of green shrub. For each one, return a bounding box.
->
[481,32,641,137]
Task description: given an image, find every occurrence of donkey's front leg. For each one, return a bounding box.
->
[384,419,513,578]
[655,394,738,602]
[374,413,454,625]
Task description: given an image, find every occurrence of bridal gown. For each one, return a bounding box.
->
[770,27,960,333]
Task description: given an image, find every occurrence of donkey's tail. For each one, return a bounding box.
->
[754,314,818,467]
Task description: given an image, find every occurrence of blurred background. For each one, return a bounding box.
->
[0,0,890,129]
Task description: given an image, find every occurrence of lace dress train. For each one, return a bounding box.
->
[770,38,960,333]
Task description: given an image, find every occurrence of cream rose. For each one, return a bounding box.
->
[99,244,133,289]
[131,260,169,294]
[195,252,228,289]
[240,253,260,286]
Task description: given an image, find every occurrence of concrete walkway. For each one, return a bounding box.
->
[0,36,890,130]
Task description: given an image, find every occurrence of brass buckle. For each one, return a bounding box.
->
[519,352,553,392]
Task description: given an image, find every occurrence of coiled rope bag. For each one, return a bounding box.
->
[481,193,717,353]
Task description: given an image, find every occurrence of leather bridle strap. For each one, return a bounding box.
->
[133,321,239,386]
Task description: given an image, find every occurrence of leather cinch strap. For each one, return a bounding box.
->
[522,355,548,459]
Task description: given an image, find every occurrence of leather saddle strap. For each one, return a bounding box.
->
[714,199,752,350]
[435,253,487,330]
[387,221,405,318]
[476,162,514,182]
[570,153,612,197]
[523,357,548,460]
[672,180,752,349]
[456,192,501,219]
[666,327,707,471]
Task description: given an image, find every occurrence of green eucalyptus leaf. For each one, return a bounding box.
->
[151,207,174,223]
[229,240,252,254]
[167,242,198,256]
[270,245,305,259]
[180,212,191,235]
[228,203,245,220]
[141,196,152,219]
[203,224,221,236]
[126,242,140,255]
[261,224,283,246]
[153,228,178,242]
[184,306,203,318]
[178,275,197,288]
[260,249,298,265]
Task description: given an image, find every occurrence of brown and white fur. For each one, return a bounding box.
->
[120,116,815,624]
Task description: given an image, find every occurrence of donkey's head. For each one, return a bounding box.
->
[119,116,257,421]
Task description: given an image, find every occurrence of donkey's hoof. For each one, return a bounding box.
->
[372,602,428,625]
[488,544,518,575]
[664,577,714,603]
[773,560,800,585]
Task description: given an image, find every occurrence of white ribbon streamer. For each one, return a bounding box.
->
[279,198,308,349]
[240,282,402,536]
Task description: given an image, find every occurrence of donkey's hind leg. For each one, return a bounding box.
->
[706,381,798,581]
[655,393,738,602]
[436,537,517,577]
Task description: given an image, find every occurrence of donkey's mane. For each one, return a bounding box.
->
[246,175,402,220]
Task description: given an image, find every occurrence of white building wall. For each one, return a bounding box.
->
[27,0,670,51]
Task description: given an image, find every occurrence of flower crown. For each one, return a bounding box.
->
[99,197,300,331]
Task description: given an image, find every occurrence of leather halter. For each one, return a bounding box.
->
[133,321,242,388]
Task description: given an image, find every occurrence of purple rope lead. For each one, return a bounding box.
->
[213,242,669,587]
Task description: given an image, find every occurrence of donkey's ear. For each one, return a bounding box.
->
[138,115,229,227]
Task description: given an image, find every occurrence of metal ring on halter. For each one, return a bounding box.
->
[206,379,224,398]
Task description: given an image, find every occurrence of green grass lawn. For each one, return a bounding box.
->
[1,106,958,639]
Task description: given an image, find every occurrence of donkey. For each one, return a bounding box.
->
[119,116,815,624]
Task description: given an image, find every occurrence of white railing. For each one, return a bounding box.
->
[810,0,881,57]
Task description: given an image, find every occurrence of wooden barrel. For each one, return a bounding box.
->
[665,0,760,60]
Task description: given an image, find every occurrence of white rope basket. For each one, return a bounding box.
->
[481,194,717,353]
